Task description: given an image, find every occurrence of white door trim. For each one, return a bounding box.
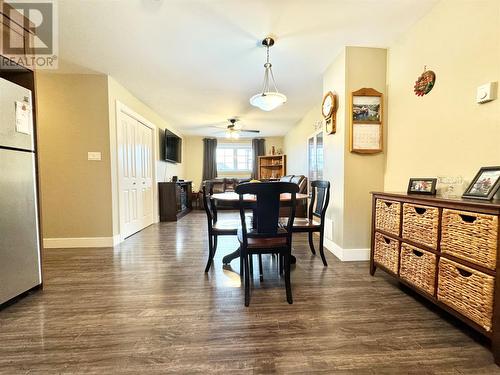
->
[115,101,158,242]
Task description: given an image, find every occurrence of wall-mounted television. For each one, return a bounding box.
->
[164,129,182,163]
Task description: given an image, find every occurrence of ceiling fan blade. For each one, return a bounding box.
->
[239,129,260,133]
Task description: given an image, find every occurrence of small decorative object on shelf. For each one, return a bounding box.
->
[407,178,437,195]
[437,176,464,198]
[350,88,383,154]
[462,166,500,201]
[322,91,337,134]
[271,145,276,155]
[414,66,436,96]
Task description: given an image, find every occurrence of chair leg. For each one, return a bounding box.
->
[204,234,214,272]
[239,249,243,281]
[243,252,250,306]
[319,229,328,267]
[249,254,254,277]
[284,250,293,304]
[308,231,316,255]
[258,254,263,282]
[213,235,218,253]
[279,254,284,275]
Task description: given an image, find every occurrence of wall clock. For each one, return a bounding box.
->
[322,91,337,134]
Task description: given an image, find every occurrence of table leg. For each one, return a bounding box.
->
[222,247,241,265]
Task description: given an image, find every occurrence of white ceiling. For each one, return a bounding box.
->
[57,0,438,137]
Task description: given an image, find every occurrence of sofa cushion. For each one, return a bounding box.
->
[280,175,294,183]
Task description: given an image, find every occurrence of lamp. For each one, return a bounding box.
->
[249,37,287,111]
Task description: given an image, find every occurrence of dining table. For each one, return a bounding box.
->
[211,191,309,265]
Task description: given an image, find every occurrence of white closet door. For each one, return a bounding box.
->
[138,123,153,228]
[118,112,154,238]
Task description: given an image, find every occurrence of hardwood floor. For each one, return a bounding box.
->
[1,211,499,374]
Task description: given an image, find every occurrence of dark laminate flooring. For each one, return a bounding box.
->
[1,211,499,374]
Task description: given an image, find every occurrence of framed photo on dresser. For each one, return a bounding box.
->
[462,166,500,200]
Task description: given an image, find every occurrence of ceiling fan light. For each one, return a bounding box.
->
[249,92,287,111]
[232,132,240,139]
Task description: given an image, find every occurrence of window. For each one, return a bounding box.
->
[216,143,253,172]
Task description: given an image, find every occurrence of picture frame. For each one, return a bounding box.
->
[350,88,383,154]
[407,178,437,195]
[462,166,500,200]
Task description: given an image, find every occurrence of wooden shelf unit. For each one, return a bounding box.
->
[258,155,286,180]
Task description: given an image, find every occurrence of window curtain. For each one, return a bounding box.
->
[251,138,265,179]
[202,138,218,181]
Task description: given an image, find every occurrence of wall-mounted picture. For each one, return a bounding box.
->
[407,178,437,195]
[462,166,500,200]
[352,95,381,123]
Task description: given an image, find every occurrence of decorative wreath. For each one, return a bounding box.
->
[414,69,436,96]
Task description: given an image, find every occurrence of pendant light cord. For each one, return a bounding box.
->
[261,43,279,95]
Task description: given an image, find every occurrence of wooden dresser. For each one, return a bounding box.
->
[370,192,500,365]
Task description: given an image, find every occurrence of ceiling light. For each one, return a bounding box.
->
[249,37,287,112]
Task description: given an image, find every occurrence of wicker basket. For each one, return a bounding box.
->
[441,209,498,270]
[402,204,439,249]
[437,258,494,331]
[400,243,436,295]
[375,199,401,236]
[374,232,399,274]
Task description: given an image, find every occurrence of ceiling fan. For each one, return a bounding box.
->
[220,118,260,139]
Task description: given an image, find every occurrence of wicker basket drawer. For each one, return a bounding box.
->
[441,209,498,270]
[375,199,401,236]
[400,243,436,295]
[374,232,399,274]
[437,258,494,331]
[402,203,439,249]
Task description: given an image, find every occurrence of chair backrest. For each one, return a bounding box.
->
[235,182,298,241]
[202,183,217,229]
[309,180,330,221]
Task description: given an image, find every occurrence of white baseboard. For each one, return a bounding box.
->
[323,237,370,261]
[43,237,115,249]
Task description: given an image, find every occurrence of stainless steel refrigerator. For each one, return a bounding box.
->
[0,77,42,305]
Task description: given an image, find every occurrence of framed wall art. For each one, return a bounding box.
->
[350,88,383,154]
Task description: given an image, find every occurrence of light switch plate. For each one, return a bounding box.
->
[476,82,497,104]
[87,152,102,161]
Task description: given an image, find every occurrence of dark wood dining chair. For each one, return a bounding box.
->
[236,182,298,306]
[202,183,239,272]
[288,180,330,266]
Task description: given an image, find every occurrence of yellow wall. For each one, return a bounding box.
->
[107,76,185,235]
[284,47,386,258]
[385,0,500,192]
[37,73,186,242]
[343,47,387,249]
[37,73,113,238]
[284,104,322,176]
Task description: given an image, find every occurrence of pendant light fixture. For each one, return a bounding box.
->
[249,37,287,111]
